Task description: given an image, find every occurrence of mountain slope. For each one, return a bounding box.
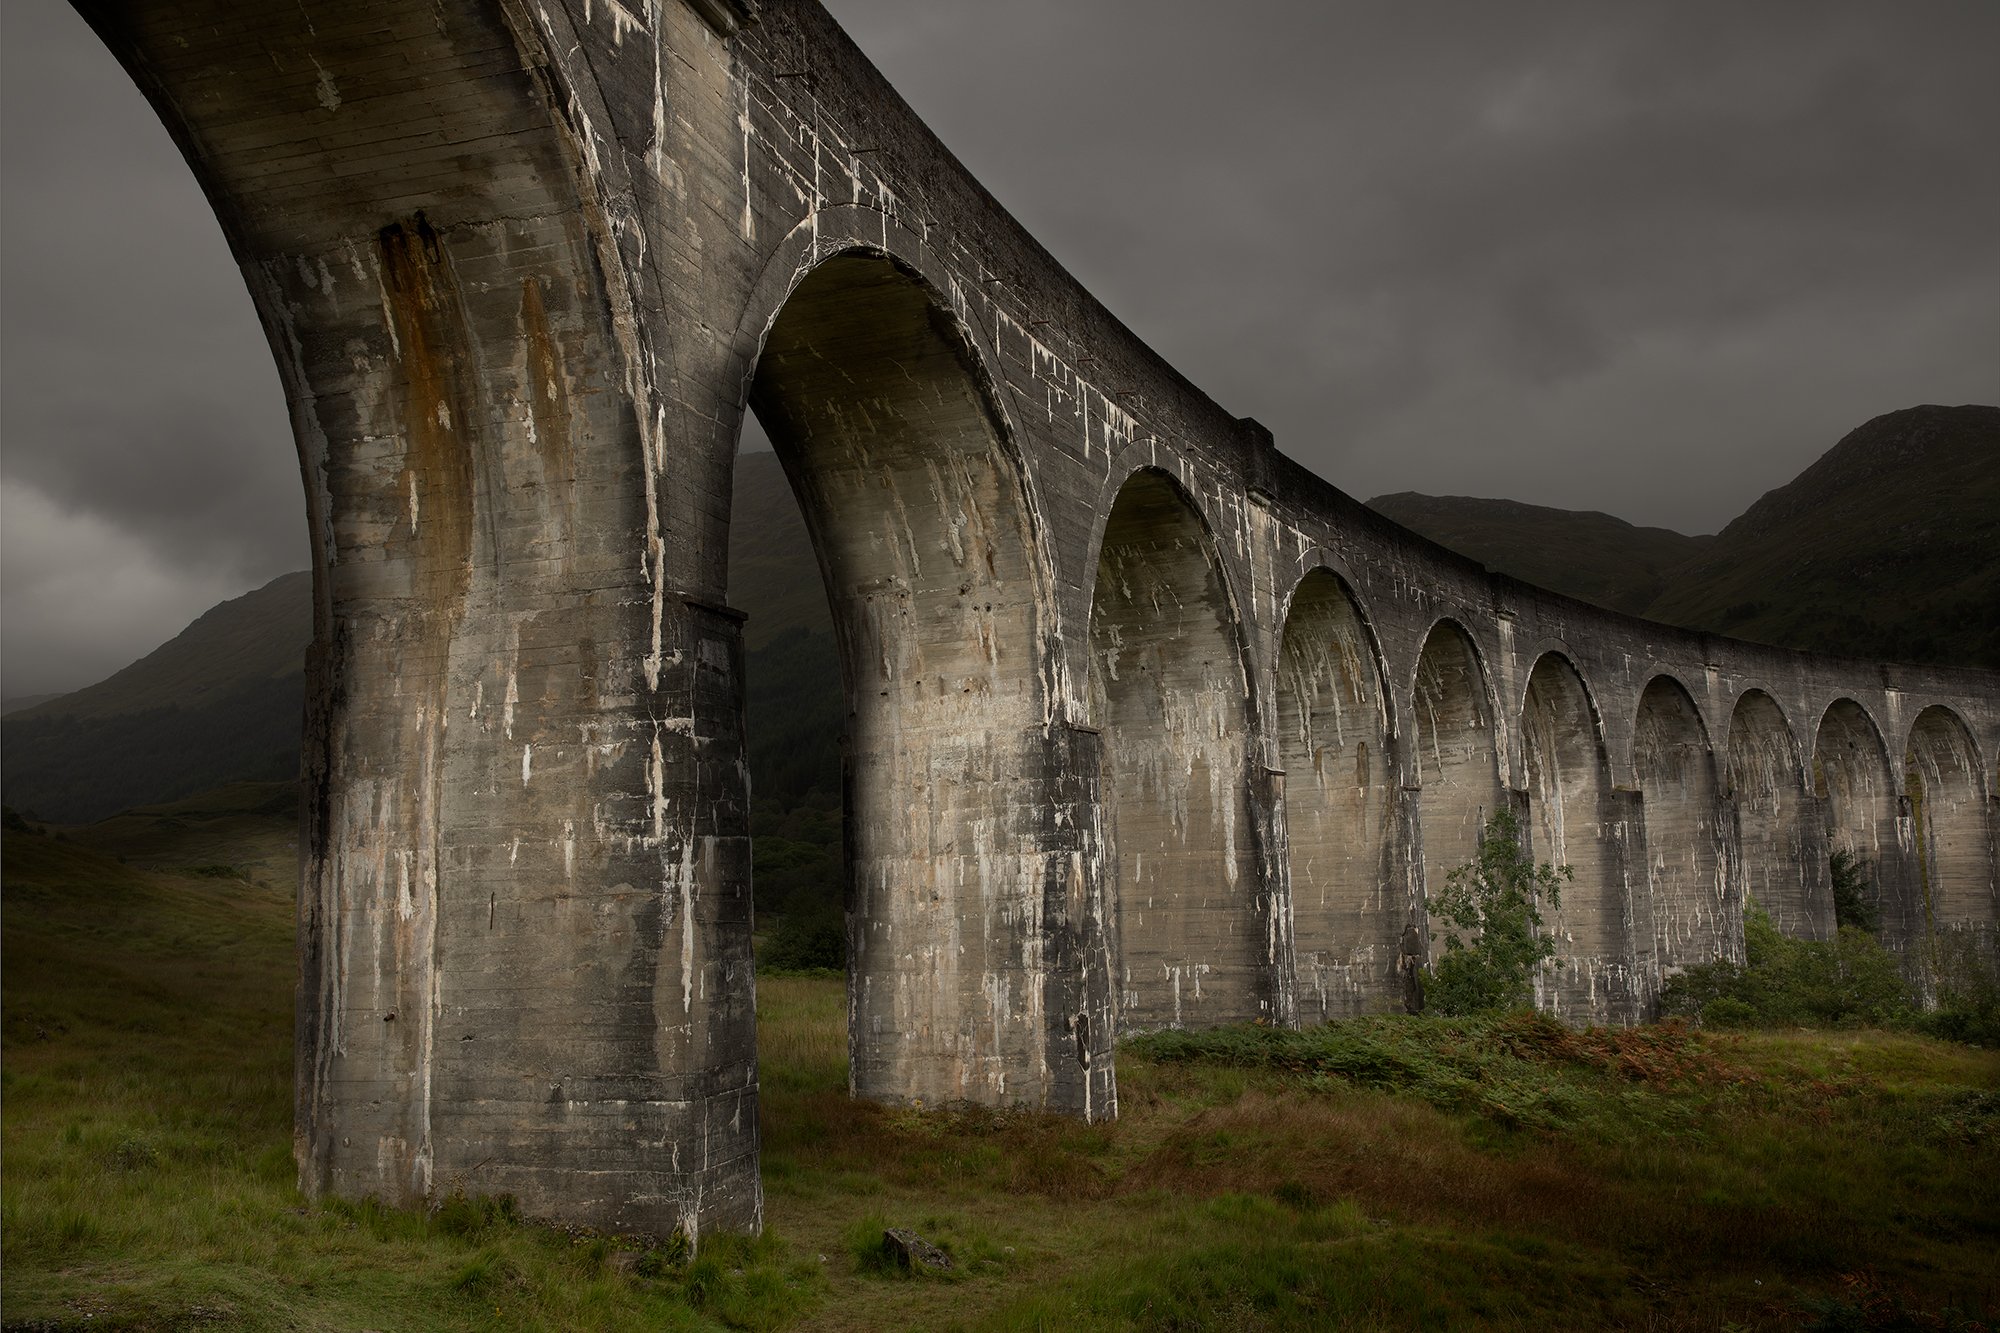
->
[1364,493,1711,616]
[2,573,312,822]
[1643,404,2000,668]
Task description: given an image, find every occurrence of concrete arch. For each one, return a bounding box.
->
[1089,467,1266,1031]
[1086,447,1258,705]
[730,218,1068,655]
[747,250,1063,1106]
[1905,706,1996,939]
[1631,662,1718,727]
[1727,690,1833,939]
[1814,698,1920,951]
[1522,652,1642,1023]
[1409,618,1507,941]
[1635,676,1737,972]
[1276,566,1397,1020]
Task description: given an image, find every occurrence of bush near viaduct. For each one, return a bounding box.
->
[73,0,1998,1238]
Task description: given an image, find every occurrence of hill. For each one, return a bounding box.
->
[1370,404,2000,670]
[1364,494,1710,616]
[1643,404,2000,667]
[1,572,312,822]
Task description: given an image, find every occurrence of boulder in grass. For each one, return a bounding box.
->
[883,1228,953,1272]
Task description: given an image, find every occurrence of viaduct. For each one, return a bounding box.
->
[79,0,1999,1240]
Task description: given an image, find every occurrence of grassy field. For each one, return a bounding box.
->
[3,799,1997,1331]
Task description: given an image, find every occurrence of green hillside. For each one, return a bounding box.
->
[1365,493,1710,616]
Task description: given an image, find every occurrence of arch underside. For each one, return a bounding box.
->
[749,252,1066,1108]
[1817,700,1920,951]
[1727,692,1832,939]
[1279,572,1397,1020]
[1412,624,1504,950]
[1090,471,1265,1031]
[1523,656,1642,1023]
[1906,708,1996,946]
[1636,679,1738,972]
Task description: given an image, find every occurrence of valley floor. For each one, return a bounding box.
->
[2,793,1996,1331]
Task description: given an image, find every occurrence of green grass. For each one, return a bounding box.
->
[6,808,1999,1330]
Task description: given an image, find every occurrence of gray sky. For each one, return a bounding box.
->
[3,0,1996,696]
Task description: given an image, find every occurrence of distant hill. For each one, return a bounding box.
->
[1,692,66,717]
[1642,405,2000,668]
[2,573,312,822]
[1370,405,2000,671]
[1365,494,1710,617]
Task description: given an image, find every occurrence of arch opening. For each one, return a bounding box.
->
[1087,469,1263,1031]
[1634,677,1735,971]
[1410,621,1504,972]
[1276,569,1395,1020]
[1725,691,1830,939]
[746,251,1057,1107]
[1813,699,1918,951]
[1522,653,1637,1022]
[1904,706,1995,944]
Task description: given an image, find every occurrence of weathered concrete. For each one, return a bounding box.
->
[76,0,2000,1240]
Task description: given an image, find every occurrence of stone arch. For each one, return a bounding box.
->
[1634,676,1735,972]
[1905,706,1996,940]
[1726,690,1832,938]
[1409,619,1505,947]
[1522,652,1639,1023]
[747,249,1063,1107]
[1814,699,1918,950]
[1088,467,1265,1031]
[1275,567,1395,1020]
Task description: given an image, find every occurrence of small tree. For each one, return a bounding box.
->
[1422,809,1570,1015]
[1829,849,1880,935]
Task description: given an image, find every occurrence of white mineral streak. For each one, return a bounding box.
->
[310,55,341,111]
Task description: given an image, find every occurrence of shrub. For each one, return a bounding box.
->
[1661,901,1910,1030]
[762,905,846,974]
[1422,809,1569,1016]
[1918,928,2000,1047]
[1829,849,1880,935]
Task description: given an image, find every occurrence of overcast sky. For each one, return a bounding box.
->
[3,0,1995,696]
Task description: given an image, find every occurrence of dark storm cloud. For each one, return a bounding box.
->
[3,0,1995,694]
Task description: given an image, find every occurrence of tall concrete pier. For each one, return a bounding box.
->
[77,0,1999,1239]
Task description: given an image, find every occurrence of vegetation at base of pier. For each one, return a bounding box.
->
[6,793,1999,1331]
[1659,883,2000,1050]
[1421,809,1568,1016]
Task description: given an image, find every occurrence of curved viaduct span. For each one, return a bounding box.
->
[81,0,1998,1237]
